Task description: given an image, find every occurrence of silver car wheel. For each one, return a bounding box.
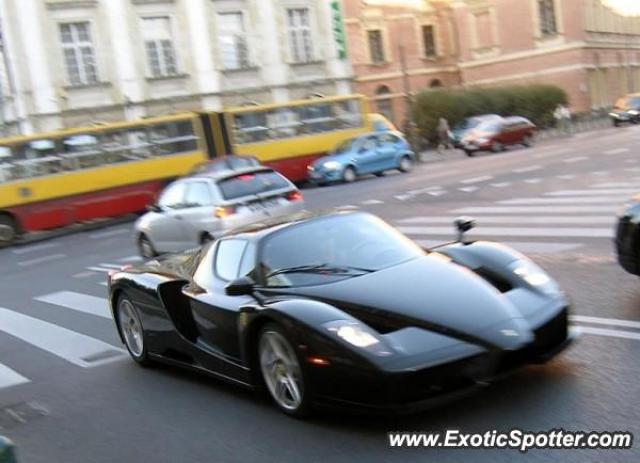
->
[399,156,413,173]
[342,167,356,183]
[139,235,155,258]
[118,299,144,358]
[259,330,303,411]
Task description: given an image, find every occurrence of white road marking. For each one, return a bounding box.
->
[491,182,511,188]
[35,291,110,319]
[99,263,122,269]
[17,254,66,267]
[523,178,542,184]
[571,315,640,330]
[563,156,587,163]
[594,182,638,188]
[395,195,411,201]
[458,186,479,193]
[88,228,130,239]
[603,148,630,155]
[546,189,637,196]
[513,165,541,173]
[397,216,615,225]
[86,266,112,273]
[556,174,576,180]
[591,171,610,176]
[397,226,613,238]
[0,363,29,389]
[0,307,125,367]
[577,326,640,341]
[461,175,493,184]
[427,191,446,196]
[415,239,582,254]
[360,199,384,205]
[98,282,108,286]
[73,271,97,278]
[454,206,617,214]
[11,242,59,255]
[117,255,142,263]
[499,196,630,205]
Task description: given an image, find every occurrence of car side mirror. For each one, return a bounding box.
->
[454,216,475,244]
[225,276,255,296]
[146,204,162,213]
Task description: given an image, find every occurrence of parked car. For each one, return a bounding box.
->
[307,132,415,184]
[450,114,503,148]
[109,210,573,416]
[609,93,640,126]
[460,116,536,156]
[615,194,640,275]
[134,159,304,257]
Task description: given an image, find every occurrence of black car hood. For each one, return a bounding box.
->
[270,256,531,349]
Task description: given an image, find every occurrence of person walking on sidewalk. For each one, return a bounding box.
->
[437,117,451,154]
[554,104,572,136]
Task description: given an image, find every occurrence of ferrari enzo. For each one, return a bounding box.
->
[108,210,575,416]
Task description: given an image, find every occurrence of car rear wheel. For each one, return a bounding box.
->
[342,166,356,183]
[491,142,504,153]
[522,134,534,147]
[612,119,621,127]
[200,232,214,245]
[138,234,157,259]
[374,171,385,177]
[117,295,151,366]
[398,156,413,173]
[464,149,474,157]
[259,323,309,417]
[0,215,19,245]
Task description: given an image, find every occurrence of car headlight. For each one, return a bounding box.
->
[629,110,639,116]
[323,320,392,356]
[323,161,340,170]
[509,259,559,294]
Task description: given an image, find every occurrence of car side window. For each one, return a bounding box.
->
[158,182,186,209]
[360,137,377,153]
[184,181,213,207]
[215,239,248,281]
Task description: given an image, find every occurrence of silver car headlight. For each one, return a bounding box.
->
[509,259,559,295]
[323,320,392,356]
[323,161,340,170]
[629,109,639,116]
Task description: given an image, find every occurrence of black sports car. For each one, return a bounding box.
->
[615,195,640,275]
[108,210,575,416]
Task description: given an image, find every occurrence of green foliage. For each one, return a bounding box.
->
[412,84,568,144]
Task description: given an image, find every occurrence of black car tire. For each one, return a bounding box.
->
[398,156,413,173]
[116,294,152,367]
[613,119,621,127]
[138,234,157,259]
[0,215,19,245]
[464,149,474,157]
[200,232,214,245]
[491,142,504,153]
[258,323,310,417]
[374,171,385,177]
[342,166,356,183]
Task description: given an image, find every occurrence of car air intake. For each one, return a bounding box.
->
[472,267,513,293]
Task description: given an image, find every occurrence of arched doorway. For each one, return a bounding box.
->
[374,85,395,124]
[429,79,443,88]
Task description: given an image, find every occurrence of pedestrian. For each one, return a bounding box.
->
[554,103,572,136]
[437,117,451,154]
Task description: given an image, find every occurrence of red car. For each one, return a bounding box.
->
[460,116,536,156]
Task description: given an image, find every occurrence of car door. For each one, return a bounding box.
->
[149,182,190,252]
[377,133,401,169]
[185,238,256,375]
[178,180,219,247]
[353,135,381,174]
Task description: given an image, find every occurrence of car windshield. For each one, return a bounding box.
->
[475,121,502,133]
[260,212,423,287]
[614,97,640,109]
[333,138,357,154]
[217,170,290,200]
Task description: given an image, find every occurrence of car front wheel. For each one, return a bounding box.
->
[138,234,157,259]
[398,156,413,173]
[342,166,356,183]
[491,142,504,153]
[522,134,534,147]
[117,295,151,366]
[259,323,309,417]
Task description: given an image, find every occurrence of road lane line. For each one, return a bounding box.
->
[0,308,125,367]
[461,175,493,184]
[523,178,542,184]
[35,291,110,319]
[397,226,613,238]
[546,189,638,196]
[0,363,29,389]
[556,174,576,180]
[458,186,479,192]
[571,315,640,330]
[603,148,630,155]
[361,199,384,205]
[491,182,511,188]
[427,191,446,196]
[454,206,617,214]
[499,196,630,205]
[99,263,122,269]
[11,242,59,255]
[17,254,66,267]
[576,326,640,341]
[87,266,112,273]
[414,239,582,254]
[395,195,411,201]
[513,165,541,173]
[397,216,615,225]
[594,182,639,188]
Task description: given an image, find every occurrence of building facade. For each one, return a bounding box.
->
[344,0,640,126]
[0,0,353,136]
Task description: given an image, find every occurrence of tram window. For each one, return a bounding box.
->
[102,131,127,163]
[149,121,198,155]
[298,103,335,134]
[126,128,152,159]
[62,134,102,170]
[0,146,13,183]
[12,139,64,178]
[267,108,301,139]
[234,112,269,144]
[334,100,362,129]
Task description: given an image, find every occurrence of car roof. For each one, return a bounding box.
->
[185,165,277,183]
[503,116,531,123]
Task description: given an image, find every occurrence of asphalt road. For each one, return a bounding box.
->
[1,124,640,462]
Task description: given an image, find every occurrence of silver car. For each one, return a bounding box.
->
[134,165,304,257]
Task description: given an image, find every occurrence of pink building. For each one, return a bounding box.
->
[343,0,640,125]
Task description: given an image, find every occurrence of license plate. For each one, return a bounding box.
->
[248,200,278,212]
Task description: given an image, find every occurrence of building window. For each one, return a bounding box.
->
[537,0,558,36]
[422,25,437,58]
[141,17,178,78]
[217,12,250,70]
[59,22,98,86]
[287,8,314,63]
[367,30,385,63]
[375,85,394,123]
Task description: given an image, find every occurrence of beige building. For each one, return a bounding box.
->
[0,0,353,136]
[344,0,640,126]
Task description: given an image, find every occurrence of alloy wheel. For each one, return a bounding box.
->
[118,299,144,358]
[259,330,304,412]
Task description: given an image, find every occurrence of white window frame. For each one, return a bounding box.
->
[216,10,252,70]
[286,7,315,64]
[141,16,180,78]
[59,21,99,86]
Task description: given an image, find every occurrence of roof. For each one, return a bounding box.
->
[187,165,274,183]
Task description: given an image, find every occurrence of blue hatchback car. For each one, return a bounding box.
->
[307,132,415,184]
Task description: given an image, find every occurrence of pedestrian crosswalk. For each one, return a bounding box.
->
[396,184,636,254]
